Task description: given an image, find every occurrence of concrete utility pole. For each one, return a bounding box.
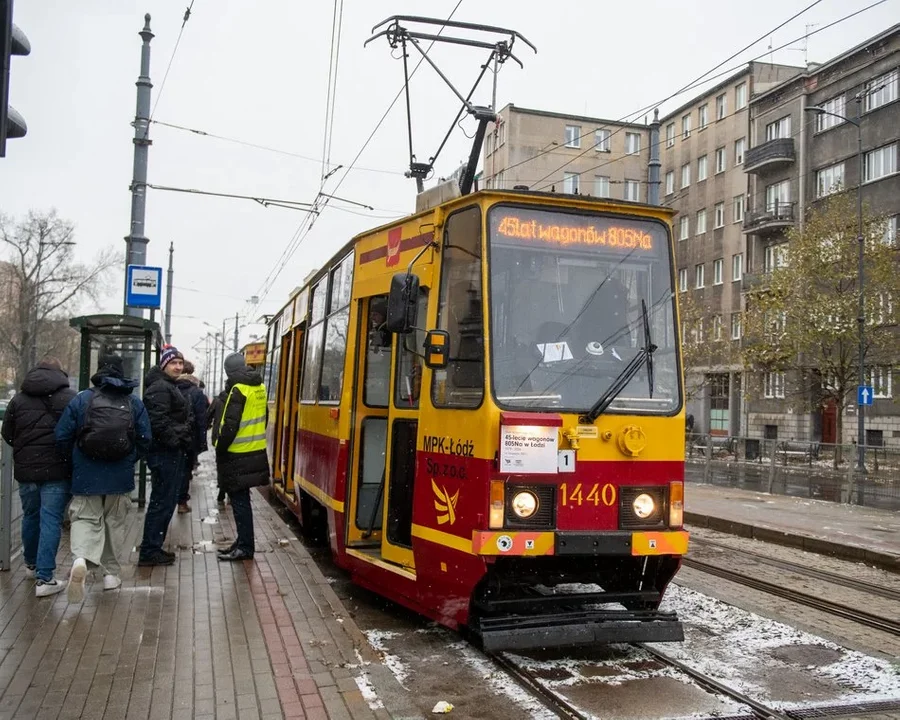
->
[233,313,239,352]
[164,241,173,342]
[648,108,661,206]
[123,13,153,318]
[220,319,226,392]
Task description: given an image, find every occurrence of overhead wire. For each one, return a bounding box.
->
[320,0,345,183]
[144,1,197,139]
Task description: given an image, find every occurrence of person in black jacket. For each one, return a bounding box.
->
[216,353,269,561]
[0,358,76,597]
[207,389,228,506]
[175,360,208,514]
[138,345,192,566]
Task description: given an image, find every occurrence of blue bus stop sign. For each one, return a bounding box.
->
[126,265,163,309]
[858,385,874,406]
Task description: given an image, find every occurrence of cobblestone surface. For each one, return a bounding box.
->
[0,459,416,720]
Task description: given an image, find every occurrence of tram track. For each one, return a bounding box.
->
[683,557,900,637]
[486,651,589,720]
[691,537,900,603]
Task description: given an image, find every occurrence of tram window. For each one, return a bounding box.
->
[364,295,392,407]
[355,417,386,532]
[320,254,354,404]
[300,281,327,403]
[432,207,484,408]
[387,419,417,548]
[266,316,280,401]
[395,290,428,409]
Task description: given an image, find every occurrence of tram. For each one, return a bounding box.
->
[264,187,689,650]
[240,340,266,370]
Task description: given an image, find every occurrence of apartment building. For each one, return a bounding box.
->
[482,105,650,201]
[660,62,805,436]
[743,24,900,445]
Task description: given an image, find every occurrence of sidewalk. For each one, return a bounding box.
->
[685,482,900,572]
[0,458,419,720]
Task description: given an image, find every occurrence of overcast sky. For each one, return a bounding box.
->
[1,0,897,378]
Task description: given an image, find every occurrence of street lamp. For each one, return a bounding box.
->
[805,97,866,472]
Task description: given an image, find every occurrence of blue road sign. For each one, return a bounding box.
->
[858,385,874,406]
[126,265,162,309]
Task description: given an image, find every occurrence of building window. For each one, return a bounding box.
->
[563,172,580,194]
[731,312,742,340]
[764,372,785,399]
[715,147,726,174]
[714,202,725,229]
[716,93,727,120]
[882,215,899,246]
[679,215,690,241]
[709,374,730,432]
[869,366,893,398]
[594,175,610,198]
[765,179,791,210]
[679,268,688,292]
[713,258,723,285]
[864,143,897,183]
[732,253,743,281]
[695,263,705,289]
[765,115,791,141]
[698,104,709,129]
[486,133,494,155]
[734,137,745,165]
[697,155,708,181]
[696,209,707,235]
[624,180,640,202]
[696,318,705,343]
[625,132,641,155]
[816,95,846,131]
[764,243,788,272]
[497,120,506,147]
[666,123,675,148]
[682,114,691,140]
[712,315,723,341]
[735,82,747,110]
[681,163,691,188]
[816,162,845,197]
[864,69,898,112]
[595,128,611,152]
[870,292,895,326]
[733,194,744,223]
[564,125,581,148]
[665,171,674,195]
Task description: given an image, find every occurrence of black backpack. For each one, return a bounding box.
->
[77,388,136,461]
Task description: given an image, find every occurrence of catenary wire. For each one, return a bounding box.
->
[144,1,197,139]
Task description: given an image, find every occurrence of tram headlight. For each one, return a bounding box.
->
[632,493,656,519]
[511,491,539,519]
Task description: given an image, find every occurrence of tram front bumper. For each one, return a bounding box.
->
[471,530,689,556]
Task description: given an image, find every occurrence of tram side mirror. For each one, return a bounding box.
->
[423,330,450,370]
[386,273,420,334]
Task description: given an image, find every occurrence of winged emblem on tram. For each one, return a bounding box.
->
[432,479,459,525]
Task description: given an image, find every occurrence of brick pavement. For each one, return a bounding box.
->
[0,460,419,720]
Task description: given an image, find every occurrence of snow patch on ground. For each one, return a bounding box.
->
[657,583,900,706]
[354,673,385,710]
[365,630,410,688]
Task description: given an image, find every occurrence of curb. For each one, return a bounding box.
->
[685,511,900,575]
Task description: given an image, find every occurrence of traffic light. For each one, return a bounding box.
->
[1,0,30,157]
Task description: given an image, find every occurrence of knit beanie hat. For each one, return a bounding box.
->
[223,352,247,378]
[160,344,182,370]
[97,353,125,377]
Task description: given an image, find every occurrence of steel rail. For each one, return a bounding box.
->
[487,652,589,720]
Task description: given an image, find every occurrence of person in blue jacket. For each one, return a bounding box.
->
[56,354,152,603]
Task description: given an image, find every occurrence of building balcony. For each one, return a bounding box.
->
[743,138,795,173]
[742,201,795,235]
[740,272,770,293]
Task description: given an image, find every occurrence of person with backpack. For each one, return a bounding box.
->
[55,354,151,602]
[175,360,208,514]
[1,358,76,597]
[216,353,269,561]
[138,345,192,567]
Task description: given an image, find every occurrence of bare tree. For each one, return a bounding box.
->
[0,210,118,386]
[679,288,740,402]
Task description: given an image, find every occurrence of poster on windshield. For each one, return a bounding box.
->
[500,425,559,474]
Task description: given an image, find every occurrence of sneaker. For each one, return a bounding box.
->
[67,558,87,603]
[35,579,66,598]
[137,551,175,567]
[24,565,35,580]
[102,575,122,591]
[177,502,191,514]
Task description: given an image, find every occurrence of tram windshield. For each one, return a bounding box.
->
[488,205,681,414]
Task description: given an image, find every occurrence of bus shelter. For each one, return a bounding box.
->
[69,314,164,507]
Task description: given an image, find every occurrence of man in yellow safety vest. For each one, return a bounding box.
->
[215,353,270,561]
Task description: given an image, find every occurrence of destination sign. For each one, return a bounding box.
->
[493,212,656,252]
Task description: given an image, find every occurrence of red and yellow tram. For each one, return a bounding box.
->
[265,188,688,650]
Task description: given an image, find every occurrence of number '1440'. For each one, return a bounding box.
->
[560,483,616,507]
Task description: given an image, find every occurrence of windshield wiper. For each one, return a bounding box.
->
[580,299,657,424]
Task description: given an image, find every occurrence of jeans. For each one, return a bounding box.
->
[19,481,71,582]
[178,454,195,504]
[140,450,184,557]
[229,488,255,554]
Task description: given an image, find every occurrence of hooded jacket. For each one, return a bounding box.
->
[55,368,152,495]
[143,366,192,453]
[176,373,209,454]
[215,367,270,493]
[1,364,77,484]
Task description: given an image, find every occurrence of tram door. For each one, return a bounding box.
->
[271,332,291,484]
[283,325,304,494]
